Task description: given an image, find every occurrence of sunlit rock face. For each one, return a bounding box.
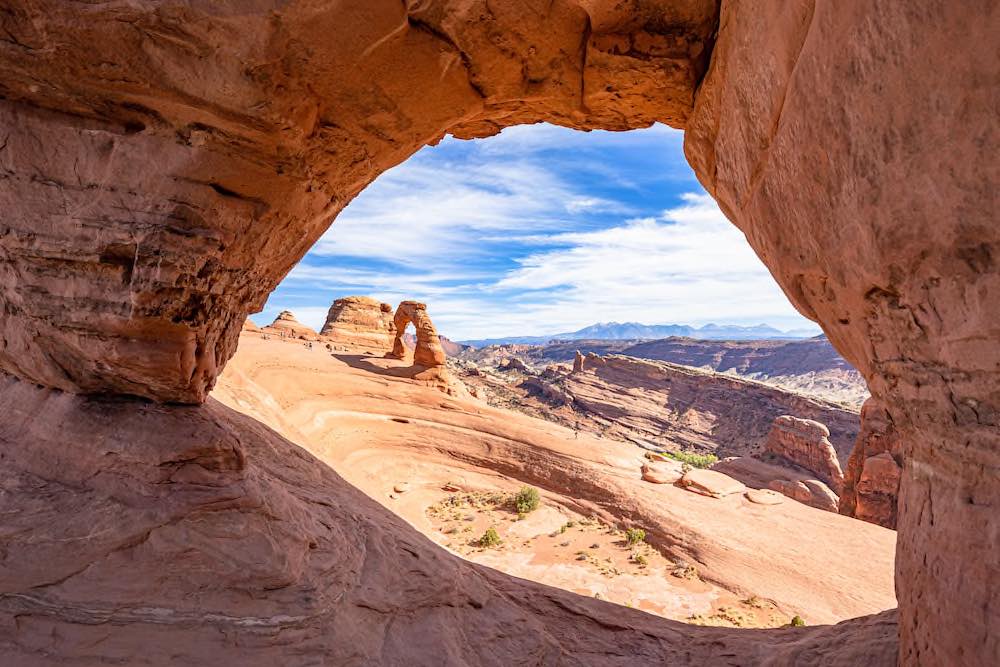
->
[390,301,447,368]
[321,296,396,352]
[839,398,903,529]
[0,0,716,402]
[0,1,996,664]
[683,2,999,662]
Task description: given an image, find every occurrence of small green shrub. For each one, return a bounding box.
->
[625,527,646,546]
[789,615,806,627]
[631,553,648,567]
[477,527,501,548]
[513,486,540,514]
[662,450,719,469]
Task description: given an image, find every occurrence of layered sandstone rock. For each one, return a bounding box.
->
[261,311,318,340]
[0,1,994,663]
[764,416,845,492]
[320,296,395,352]
[839,398,903,529]
[768,479,839,514]
[390,301,446,368]
[680,468,747,499]
[684,3,998,660]
[242,319,261,333]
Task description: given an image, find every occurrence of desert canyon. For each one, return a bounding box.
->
[0,1,997,666]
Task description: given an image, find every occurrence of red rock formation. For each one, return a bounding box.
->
[261,310,319,340]
[242,319,261,333]
[389,301,446,368]
[768,479,839,514]
[0,1,994,663]
[764,415,845,492]
[573,350,585,372]
[839,398,903,529]
[320,296,395,352]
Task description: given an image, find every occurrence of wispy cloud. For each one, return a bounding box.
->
[257,125,819,339]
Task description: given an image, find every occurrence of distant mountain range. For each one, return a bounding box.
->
[459,321,821,347]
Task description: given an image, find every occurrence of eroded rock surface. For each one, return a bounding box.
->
[839,398,903,529]
[320,296,396,352]
[390,301,447,368]
[764,415,845,492]
[261,310,318,340]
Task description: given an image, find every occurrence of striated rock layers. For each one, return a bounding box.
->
[261,310,318,340]
[320,296,396,352]
[764,415,845,492]
[839,398,903,529]
[390,301,447,368]
[0,1,995,664]
[542,354,860,461]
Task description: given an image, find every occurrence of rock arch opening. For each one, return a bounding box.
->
[0,1,995,664]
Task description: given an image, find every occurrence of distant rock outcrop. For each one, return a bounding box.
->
[321,296,395,351]
[262,311,318,340]
[839,398,903,529]
[242,319,261,333]
[764,416,845,492]
[390,301,446,368]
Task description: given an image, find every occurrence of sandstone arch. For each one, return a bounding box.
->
[0,1,996,664]
[389,300,447,368]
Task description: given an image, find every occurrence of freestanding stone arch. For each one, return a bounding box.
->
[389,301,448,368]
[0,1,995,664]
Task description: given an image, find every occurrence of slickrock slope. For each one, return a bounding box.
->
[261,310,319,340]
[320,296,396,352]
[491,353,860,463]
[215,335,896,626]
[0,1,994,664]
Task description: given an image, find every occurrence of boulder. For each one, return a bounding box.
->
[641,460,684,485]
[768,479,839,513]
[745,489,785,505]
[764,415,845,492]
[680,469,747,499]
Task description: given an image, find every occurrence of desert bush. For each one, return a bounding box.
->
[625,527,646,546]
[512,486,540,514]
[662,450,718,469]
[790,615,806,627]
[477,527,501,548]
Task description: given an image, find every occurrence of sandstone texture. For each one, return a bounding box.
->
[261,310,318,340]
[745,489,785,506]
[764,415,845,492]
[320,296,396,351]
[510,354,859,461]
[0,0,995,664]
[641,459,684,485]
[680,469,746,499]
[768,479,839,514]
[839,398,903,529]
[390,301,447,368]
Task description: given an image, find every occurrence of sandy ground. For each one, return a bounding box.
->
[215,333,897,627]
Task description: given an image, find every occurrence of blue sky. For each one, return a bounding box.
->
[254,123,820,340]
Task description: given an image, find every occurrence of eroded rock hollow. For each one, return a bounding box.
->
[0,0,996,664]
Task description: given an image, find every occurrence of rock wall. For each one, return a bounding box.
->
[320,296,396,351]
[683,1,999,662]
[764,415,845,492]
[390,301,447,368]
[839,398,903,529]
